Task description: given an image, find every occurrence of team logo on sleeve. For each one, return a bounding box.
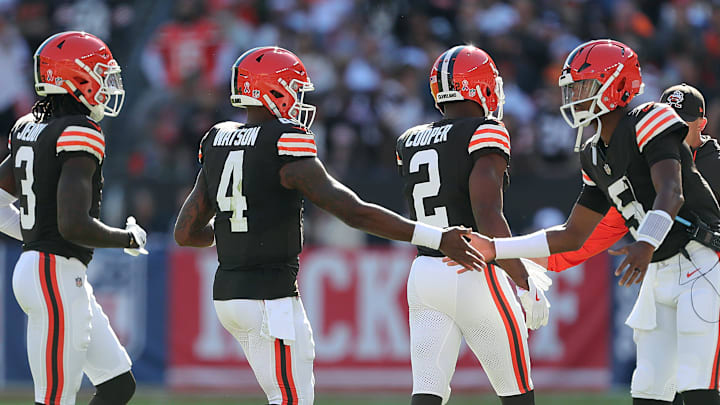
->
[666,90,684,109]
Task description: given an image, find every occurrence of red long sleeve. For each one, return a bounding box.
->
[547,207,628,272]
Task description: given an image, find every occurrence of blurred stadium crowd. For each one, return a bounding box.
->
[0,0,718,242]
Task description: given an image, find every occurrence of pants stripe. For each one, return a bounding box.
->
[39,253,64,405]
[711,253,720,389]
[712,321,720,390]
[275,339,298,405]
[485,265,530,393]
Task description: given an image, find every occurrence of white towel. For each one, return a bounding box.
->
[265,297,296,342]
[625,264,658,330]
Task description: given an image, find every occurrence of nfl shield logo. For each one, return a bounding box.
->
[75,277,82,287]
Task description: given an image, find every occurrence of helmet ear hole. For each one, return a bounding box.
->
[270,90,284,98]
[485,87,491,97]
[616,77,626,93]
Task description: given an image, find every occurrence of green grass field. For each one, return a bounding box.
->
[0,391,630,404]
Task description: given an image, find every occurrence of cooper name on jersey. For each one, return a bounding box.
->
[212,126,260,147]
[403,124,453,148]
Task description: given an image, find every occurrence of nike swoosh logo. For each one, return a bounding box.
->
[687,269,700,278]
[535,291,540,301]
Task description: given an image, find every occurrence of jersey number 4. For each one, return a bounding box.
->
[409,149,449,228]
[217,150,248,232]
[15,146,36,229]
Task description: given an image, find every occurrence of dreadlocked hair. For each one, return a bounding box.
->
[31,94,91,122]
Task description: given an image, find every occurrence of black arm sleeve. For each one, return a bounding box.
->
[576,184,612,215]
[695,140,720,201]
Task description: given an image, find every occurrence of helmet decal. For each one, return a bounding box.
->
[430,45,505,119]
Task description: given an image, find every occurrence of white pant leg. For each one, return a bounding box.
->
[407,257,532,401]
[407,263,462,405]
[631,303,678,401]
[674,244,720,393]
[214,297,315,405]
[457,264,532,397]
[82,279,132,385]
[13,252,90,405]
[630,242,720,400]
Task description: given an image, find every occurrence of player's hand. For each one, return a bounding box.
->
[124,216,148,256]
[518,277,550,330]
[442,232,495,274]
[438,227,487,272]
[609,241,654,287]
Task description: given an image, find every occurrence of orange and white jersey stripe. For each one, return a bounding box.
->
[468,122,510,157]
[277,132,317,157]
[635,104,684,152]
[582,169,596,186]
[396,151,403,166]
[56,125,106,163]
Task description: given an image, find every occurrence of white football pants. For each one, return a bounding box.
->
[214,296,315,405]
[12,251,132,405]
[630,241,720,401]
[407,256,532,403]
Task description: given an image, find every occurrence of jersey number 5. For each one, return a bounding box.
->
[216,150,248,232]
[15,146,36,230]
[409,149,449,228]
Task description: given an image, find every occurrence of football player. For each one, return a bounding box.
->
[464,40,720,405]
[395,45,548,405]
[172,46,486,405]
[544,83,720,273]
[6,32,148,405]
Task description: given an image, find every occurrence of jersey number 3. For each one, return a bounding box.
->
[409,149,449,228]
[217,150,248,232]
[15,146,36,230]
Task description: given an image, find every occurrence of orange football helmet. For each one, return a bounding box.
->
[230,46,315,128]
[429,45,505,119]
[558,39,644,150]
[34,31,124,121]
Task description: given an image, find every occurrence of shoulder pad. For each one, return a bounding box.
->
[633,102,684,152]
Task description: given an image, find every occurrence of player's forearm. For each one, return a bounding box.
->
[58,217,131,248]
[340,201,415,242]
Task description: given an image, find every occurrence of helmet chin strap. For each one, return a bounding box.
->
[590,118,602,166]
[573,116,603,165]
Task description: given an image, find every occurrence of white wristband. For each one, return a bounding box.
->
[494,230,550,259]
[635,210,673,249]
[411,223,443,250]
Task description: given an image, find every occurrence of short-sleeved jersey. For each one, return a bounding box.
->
[9,113,105,266]
[396,117,510,257]
[199,118,317,300]
[694,135,720,201]
[577,102,720,262]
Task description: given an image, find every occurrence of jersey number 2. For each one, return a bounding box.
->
[217,150,248,232]
[409,149,449,228]
[15,146,36,229]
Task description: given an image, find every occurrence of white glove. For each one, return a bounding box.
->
[518,277,550,330]
[520,258,552,291]
[124,216,148,256]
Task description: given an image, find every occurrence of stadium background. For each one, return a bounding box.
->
[0,0,719,403]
